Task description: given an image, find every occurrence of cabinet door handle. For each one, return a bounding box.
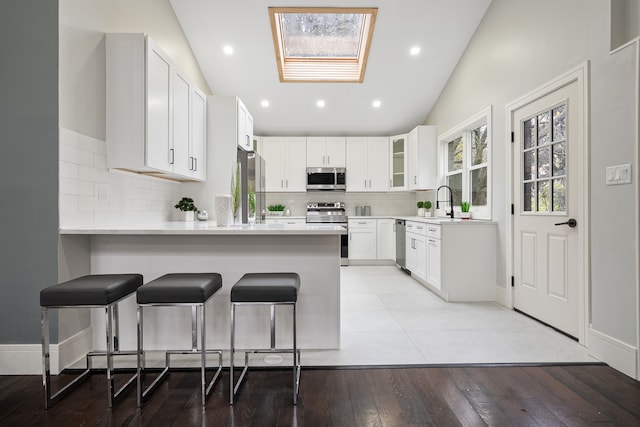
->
[417,226,424,230]
[349,232,352,241]
[323,155,326,165]
[428,239,436,243]
[281,179,284,188]
[169,149,175,165]
[364,179,367,188]
[414,176,417,184]
[286,179,288,188]
[369,179,371,188]
[194,157,197,171]
[246,134,250,149]
[327,155,330,164]
[428,227,437,232]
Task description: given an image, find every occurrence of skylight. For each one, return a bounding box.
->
[269,7,377,83]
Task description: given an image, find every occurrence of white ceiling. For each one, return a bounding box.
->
[170,0,492,137]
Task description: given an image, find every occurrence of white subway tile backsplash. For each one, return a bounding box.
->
[59,127,182,227]
[59,127,78,147]
[59,177,94,196]
[59,161,78,179]
[94,154,107,170]
[59,194,78,212]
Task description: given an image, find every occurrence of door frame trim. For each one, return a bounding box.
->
[505,62,591,344]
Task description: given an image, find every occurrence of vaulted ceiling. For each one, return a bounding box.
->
[170,0,492,137]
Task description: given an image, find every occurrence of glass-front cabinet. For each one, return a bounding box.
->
[389,134,407,191]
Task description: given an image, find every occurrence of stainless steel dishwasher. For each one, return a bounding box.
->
[395,219,408,273]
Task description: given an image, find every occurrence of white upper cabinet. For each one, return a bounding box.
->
[407,125,437,190]
[237,99,254,151]
[307,137,346,167]
[262,137,307,192]
[189,87,207,180]
[389,134,408,191]
[346,137,389,192]
[106,33,206,181]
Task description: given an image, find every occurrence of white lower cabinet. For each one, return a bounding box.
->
[425,225,442,290]
[405,221,427,281]
[348,219,377,260]
[376,218,396,260]
[415,221,497,302]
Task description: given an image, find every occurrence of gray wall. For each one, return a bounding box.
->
[0,0,60,343]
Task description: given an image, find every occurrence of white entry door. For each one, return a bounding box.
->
[512,77,584,338]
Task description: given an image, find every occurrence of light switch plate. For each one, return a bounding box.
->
[606,164,632,185]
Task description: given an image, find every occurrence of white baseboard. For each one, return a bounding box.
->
[588,326,638,379]
[495,285,508,307]
[0,327,92,375]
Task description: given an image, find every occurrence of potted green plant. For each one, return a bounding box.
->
[460,201,471,219]
[417,201,425,217]
[267,204,286,216]
[423,201,432,217]
[175,197,197,221]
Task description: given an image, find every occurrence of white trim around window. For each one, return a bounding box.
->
[438,106,492,220]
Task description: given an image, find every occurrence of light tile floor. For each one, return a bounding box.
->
[82,266,599,370]
[301,265,599,366]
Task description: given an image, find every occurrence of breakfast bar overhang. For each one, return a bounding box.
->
[59,223,345,355]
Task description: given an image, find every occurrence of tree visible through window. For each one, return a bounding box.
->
[522,104,566,213]
[441,108,492,219]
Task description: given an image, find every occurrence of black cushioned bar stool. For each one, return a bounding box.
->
[136,273,223,406]
[40,274,143,409]
[230,272,301,405]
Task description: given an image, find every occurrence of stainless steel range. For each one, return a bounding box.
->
[306,202,348,265]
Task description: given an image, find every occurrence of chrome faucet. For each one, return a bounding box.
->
[436,185,454,219]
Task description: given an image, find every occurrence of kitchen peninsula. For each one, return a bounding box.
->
[59,222,345,353]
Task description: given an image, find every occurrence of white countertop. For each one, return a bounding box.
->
[60,221,346,235]
[349,215,497,225]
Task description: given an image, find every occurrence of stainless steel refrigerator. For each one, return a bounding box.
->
[237,149,266,224]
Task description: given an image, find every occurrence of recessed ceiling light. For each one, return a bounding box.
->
[316,100,325,108]
[223,45,234,55]
[261,100,270,107]
[410,46,420,56]
[372,100,381,108]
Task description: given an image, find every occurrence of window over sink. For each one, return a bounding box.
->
[439,107,492,220]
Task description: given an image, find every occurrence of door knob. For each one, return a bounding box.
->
[554,218,577,228]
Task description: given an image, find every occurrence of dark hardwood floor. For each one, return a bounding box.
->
[1,364,639,426]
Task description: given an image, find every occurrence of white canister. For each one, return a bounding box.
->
[215,194,231,227]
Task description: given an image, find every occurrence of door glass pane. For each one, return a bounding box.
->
[446,173,462,207]
[537,146,550,178]
[552,178,566,212]
[552,105,566,142]
[537,111,550,145]
[471,167,487,206]
[523,118,536,150]
[537,180,550,212]
[471,124,487,166]
[552,142,566,176]
[447,137,463,171]
[523,150,536,181]
[524,182,535,212]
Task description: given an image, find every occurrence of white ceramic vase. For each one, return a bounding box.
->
[215,194,231,227]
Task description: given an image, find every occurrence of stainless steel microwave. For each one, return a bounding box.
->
[306,167,346,191]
